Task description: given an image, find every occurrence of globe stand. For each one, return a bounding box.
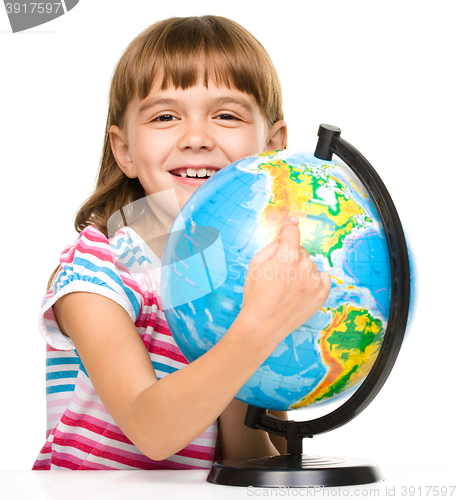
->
[207,407,384,487]
[207,124,411,488]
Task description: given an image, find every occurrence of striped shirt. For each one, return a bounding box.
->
[33,225,219,470]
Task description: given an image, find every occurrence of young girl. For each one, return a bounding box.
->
[33,15,331,470]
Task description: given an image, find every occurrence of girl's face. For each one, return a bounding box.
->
[110,78,287,214]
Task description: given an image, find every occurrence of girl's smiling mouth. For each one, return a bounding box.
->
[168,165,221,182]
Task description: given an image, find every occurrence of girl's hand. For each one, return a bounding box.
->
[239,216,331,345]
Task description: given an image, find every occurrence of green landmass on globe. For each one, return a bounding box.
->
[254,155,372,268]
[292,305,384,408]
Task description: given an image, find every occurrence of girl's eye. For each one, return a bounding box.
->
[154,114,177,122]
[216,114,240,121]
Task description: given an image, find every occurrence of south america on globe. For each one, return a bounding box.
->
[161,149,416,411]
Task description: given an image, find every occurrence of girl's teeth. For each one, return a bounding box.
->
[179,168,216,178]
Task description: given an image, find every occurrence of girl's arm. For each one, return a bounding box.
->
[53,219,330,461]
[54,291,279,460]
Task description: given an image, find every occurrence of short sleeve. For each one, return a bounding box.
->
[39,226,145,350]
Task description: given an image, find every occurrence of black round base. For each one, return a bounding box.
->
[207,454,384,488]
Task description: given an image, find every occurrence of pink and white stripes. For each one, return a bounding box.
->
[33,226,219,470]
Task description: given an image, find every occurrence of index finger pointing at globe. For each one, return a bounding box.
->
[275,216,308,264]
[252,217,306,264]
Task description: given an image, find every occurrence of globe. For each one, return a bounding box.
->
[161,149,416,412]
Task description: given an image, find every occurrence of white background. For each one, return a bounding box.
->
[0,0,456,477]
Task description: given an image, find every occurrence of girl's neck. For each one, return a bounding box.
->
[130,194,180,260]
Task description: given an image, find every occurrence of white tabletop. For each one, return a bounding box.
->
[1,467,455,500]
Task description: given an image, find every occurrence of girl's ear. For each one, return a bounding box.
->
[109,125,137,178]
[265,120,287,152]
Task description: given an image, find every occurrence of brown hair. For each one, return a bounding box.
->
[48,15,284,289]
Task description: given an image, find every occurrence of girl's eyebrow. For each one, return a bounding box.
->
[212,97,255,115]
[137,96,255,117]
[137,98,179,117]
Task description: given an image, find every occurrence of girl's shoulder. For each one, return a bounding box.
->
[48,224,161,318]
[41,224,161,350]
[59,224,161,275]
[57,225,115,265]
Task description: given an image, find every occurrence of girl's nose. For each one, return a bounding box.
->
[177,122,216,151]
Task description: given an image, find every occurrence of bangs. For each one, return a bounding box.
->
[137,44,264,104]
[112,16,282,126]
